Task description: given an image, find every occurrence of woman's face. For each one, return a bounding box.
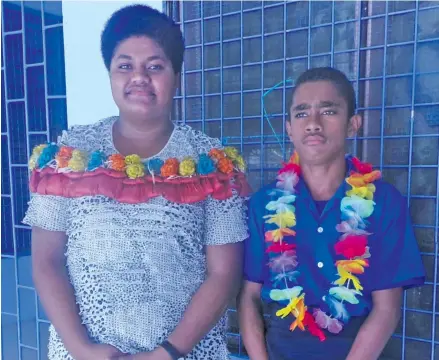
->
[109,36,179,122]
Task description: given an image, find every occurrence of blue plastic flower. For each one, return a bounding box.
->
[197,153,215,175]
[87,151,106,171]
[37,143,58,168]
[146,158,164,174]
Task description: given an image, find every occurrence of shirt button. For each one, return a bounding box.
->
[317,227,324,233]
[317,262,324,268]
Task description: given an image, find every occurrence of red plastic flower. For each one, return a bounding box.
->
[334,235,368,259]
[279,163,301,176]
[266,242,297,253]
[303,311,326,342]
[351,157,373,174]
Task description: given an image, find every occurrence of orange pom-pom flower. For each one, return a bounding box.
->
[109,154,125,171]
[209,149,226,161]
[161,158,179,177]
[218,158,234,174]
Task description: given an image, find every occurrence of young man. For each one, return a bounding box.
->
[238,67,425,360]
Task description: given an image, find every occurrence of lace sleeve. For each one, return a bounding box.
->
[22,129,72,232]
[22,194,70,231]
[204,192,249,246]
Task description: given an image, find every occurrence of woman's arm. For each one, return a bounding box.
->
[237,281,269,360]
[32,226,123,360]
[346,288,402,360]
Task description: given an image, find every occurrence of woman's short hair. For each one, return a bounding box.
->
[101,4,185,74]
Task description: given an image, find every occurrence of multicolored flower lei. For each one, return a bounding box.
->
[265,152,381,341]
[28,144,246,179]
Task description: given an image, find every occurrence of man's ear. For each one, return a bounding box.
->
[348,114,362,137]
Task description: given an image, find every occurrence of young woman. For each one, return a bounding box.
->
[24,5,250,360]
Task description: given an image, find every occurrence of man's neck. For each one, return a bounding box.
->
[300,155,347,201]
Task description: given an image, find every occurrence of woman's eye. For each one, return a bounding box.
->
[149,64,164,71]
[118,64,132,70]
[323,110,336,115]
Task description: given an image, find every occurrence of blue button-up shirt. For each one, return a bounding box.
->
[244,160,425,318]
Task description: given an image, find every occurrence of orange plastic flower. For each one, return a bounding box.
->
[347,170,381,187]
[290,297,307,331]
[161,158,179,177]
[265,228,296,243]
[109,154,125,171]
[335,259,369,274]
[217,158,234,174]
[290,151,299,165]
[209,148,226,161]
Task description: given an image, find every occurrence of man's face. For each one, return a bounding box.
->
[286,80,361,165]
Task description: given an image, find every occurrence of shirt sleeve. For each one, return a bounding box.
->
[22,129,71,232]
[243,192,266,284]
[204,192,248,246]
[368,187,426,292]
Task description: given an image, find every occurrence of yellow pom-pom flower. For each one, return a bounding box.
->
[68,149,87,172]
[179,157,196,176]
[234,155,246,172]
[125,154,142,165]
[126,163,145,179]
[224,146,239,160]
[29,154,38,170]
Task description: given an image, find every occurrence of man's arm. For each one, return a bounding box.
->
[237,281,269,360]
[346,287,402,360]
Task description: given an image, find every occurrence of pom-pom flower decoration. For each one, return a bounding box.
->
[28,144,247,180]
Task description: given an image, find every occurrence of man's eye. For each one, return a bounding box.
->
[149,64,164,71]
[323,110,336,115]
[295,112,307,118]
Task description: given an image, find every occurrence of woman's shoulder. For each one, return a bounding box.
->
[58,117,116,151]
[174,123,223,155]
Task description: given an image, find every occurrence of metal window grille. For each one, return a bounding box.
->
[165,1,439,359]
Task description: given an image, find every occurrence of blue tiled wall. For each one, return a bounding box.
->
[1,1,66,359]
[166,1,439,359]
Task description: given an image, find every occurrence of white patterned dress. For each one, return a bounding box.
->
[23,117,249,360]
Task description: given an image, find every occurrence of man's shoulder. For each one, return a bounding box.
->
[373,177,405,204]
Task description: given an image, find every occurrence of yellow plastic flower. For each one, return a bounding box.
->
[346,183,376,200]
[126,163,145,179]
[179,157,196,176]
[224,146,239,160]
[125,154,142,165]
[334,266,363,292]
[335,259,369,275]
[276,294,304,319]
[234,155,246,172]
[68,150,87,171]
[264,211,296,228]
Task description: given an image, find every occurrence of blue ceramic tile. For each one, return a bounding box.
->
[43,1,63,26]
[2,1,22,32]
[17,250,33,286]
[18,287,37,347]
[45,27,66,96]
[1,314,19,360]
[21,347,38,360]
[1,135,11,195]
[24,1,44,64]
[48,98,67,141]
[7,101,28,164]
[12,167,30,226]
[1,71,7,132]
[39,321,50,360]
[37,297,49,322]
[1,256,17,314]
[29,133,48,152]
[27,66,47,132]
[4,34,25,100]
[1,196,13,255]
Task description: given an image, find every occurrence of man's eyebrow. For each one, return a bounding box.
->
[115,54,132,60]
[318,100,341,108]
[292,103,311,111]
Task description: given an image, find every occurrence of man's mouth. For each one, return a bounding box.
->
[126,88,156,98]
[303,135,326,145]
